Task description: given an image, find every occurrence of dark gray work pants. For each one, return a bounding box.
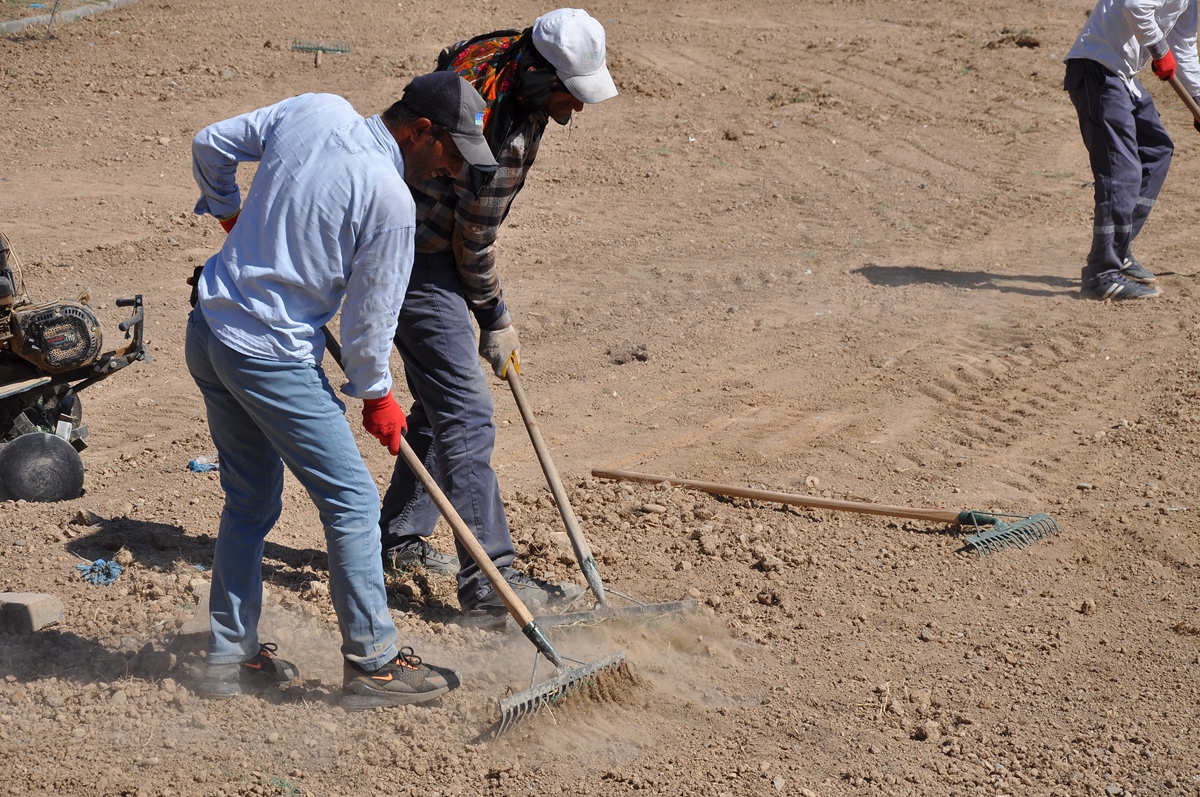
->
[1065,58,1174,281]
[378,252,515,604]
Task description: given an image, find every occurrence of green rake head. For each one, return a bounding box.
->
[958,511,1060,556]
[290,39,351,54]
[291,40,350,67]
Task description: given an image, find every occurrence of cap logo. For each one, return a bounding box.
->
[474,111,484,127]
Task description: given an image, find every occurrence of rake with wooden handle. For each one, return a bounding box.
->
[398,433,626,735]
[591,468,1059,556]
[321,327,625,736]
[1167,74,1200,122]
[504,370,696,626]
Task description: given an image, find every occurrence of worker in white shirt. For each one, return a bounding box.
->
[1065,0,1200,300]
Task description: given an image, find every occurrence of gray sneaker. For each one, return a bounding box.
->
[1081,269,1161,301]
[460,568,584,615]
[341,647,461,710]
[384,538,459,575]
[193,643,300,699]
[1121,255,1157,284]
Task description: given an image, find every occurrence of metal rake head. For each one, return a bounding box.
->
[495,650,627,737]
[962,512,1059,557]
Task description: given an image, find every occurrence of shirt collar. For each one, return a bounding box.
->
[366,114,404,175]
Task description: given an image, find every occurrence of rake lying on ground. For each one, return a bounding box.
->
[590,468,1059,557]
[291,39,350,67]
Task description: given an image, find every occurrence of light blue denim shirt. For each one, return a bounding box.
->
[192,93,413,399]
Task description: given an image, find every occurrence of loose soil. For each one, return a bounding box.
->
[2,1,1200,796]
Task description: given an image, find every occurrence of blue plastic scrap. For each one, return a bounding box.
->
[187,455,219,473]
[76,559,122,585]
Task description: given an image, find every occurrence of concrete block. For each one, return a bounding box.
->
[0,592,64,633]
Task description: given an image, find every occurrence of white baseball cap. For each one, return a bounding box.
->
[531,8,618,104]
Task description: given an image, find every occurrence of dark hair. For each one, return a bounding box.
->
[381,100,449,139]
[381,100,418,128]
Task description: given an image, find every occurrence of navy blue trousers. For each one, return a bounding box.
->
[378,252,516,604]
[1065,58,1174,281]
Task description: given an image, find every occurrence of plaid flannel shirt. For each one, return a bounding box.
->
[411,109,549,330]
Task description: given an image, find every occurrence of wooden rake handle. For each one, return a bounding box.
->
[590,467,967,525]
[319,326,559,663]
[1168,74,1200,122]
[396,438,539,628]
[505,370,607,605]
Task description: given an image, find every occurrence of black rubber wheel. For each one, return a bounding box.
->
[0,432,85,502]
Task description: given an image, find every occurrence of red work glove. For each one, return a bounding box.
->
[361,391,407,455]
[219,211,239,234]
[1152,51,1176,81]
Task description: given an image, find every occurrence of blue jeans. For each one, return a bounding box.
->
[1065,58,1173,281]
[186,310,398,670]
[378,252,515,604]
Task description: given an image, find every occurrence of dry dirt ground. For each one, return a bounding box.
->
[3,0,1200,795]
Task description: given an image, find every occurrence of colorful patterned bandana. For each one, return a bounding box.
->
[439,28,558,150]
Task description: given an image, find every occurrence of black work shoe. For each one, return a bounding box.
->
[1121,255,1157,284]
[341,647,461,710]
[1081,269,1161,301]
[461,568,584,615]
[384,538,459,575]
[194,643,300,699]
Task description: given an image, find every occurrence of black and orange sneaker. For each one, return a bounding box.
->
[341,646,461,710]
[194,643,300,699]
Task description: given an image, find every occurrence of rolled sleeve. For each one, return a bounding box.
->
[192,97,297,220]
[1126,1,1168,55]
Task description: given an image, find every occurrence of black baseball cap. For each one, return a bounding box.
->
[401,72,498,171]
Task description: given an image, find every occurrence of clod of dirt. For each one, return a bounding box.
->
[71,509,102,526]
[988,28,1040,48]
[912,719,941,742]
[607,340,649,364]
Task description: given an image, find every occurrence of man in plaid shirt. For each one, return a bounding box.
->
[379,8,618,616]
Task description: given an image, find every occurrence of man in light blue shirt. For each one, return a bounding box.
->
[186,72,497,708]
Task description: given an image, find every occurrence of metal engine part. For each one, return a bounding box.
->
[0,385,84,446]
[9,300,104,373]
[0,228,148,500]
